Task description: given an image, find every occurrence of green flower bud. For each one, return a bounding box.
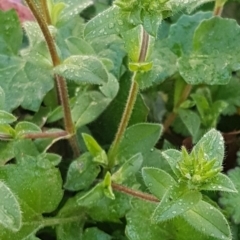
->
[178,146,222,188]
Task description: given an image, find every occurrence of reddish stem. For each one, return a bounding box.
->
[112,182,159,203]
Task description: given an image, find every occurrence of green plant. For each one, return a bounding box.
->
[1,0,240,239]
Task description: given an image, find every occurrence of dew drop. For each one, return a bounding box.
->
[108,23,114,29]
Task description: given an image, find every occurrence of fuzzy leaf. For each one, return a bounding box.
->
[178,18,240,85]
[182,200,231,240]
[82,133,108,165]
[58,0,93,22]
[65,37,95,55]
[169,0,215,14]
[126,199,167,239]
[116,123,163,162]
[152,185,202,222]
[126,198,211,240]
[55,195,85,240]
[64,153,100,191]
[0,110,16,124]
[72,91,111,129]
[0,181,22,231]
[54,55,108,85]
[219,167,240,224]
[142,167,176,199]
[83,227,111,240]
[167,11,212,56]
[77,186,130,222]
[201,173,237,193]
[162,149,182,178]
[0,55,53,112]
[192,129,224,167]
[178,109,201,140]
[112,153,143,184]
[84,6,134,40]
[15,121,41,138]
[210,77,240,115]
[0,154,63,239]
[0,10,22,55]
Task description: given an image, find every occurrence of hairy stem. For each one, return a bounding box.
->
[108,75,139,167]
[108,28,150,168]
[213,0,226,16]
[112,182,159,203]
[24,131,68,139]
[25,0,79,156]
[163,84,192,132]
[39,0,51,25]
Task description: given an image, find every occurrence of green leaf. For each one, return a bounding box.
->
[116,123,163,162]
[64,153,100,191]
[126,199,215,240]
[89,35,126,79]
[142,12,162,37]
[169,0,215,14]
[0,110,16,124]
[0,181,21,231]
[0,10,22,55]
[0,141,15,165]
[82,133,108,166]
[182,200,231,240]
[210,77,240,115]
[152,184,202,222]
[102,172,115,200]
[65,37,95,55]
[162,149,182,178]
[23,22,44,46]
[56,195,85,240]
[201,173,237,193]
[0,56,53,112]
[58,0,93,22]
[84,6,134,40]
[54,55,108,85]
[219,167,240,224]
[39,152,62,166]
[192,129,224,167]
[78,190,130,222]
[167,11,212,56]
[178,109,201,141]
[126,199,167,240]
[15,122,41,138]
[83,227,111,240]
[71,91,111,128]
[142,167,176,199]
[178,18,240,85]
[112,153,143,184]
[0,154,63,239]
[0,87,5,110]
[99,73,119,99]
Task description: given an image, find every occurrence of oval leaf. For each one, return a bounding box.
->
[152,184,202,222]
[142,167,176,199]
[182,200,231,240]
[192,129,224,167]
[0,181,22,231]
[0,110,16,124]
[54,55,108,85]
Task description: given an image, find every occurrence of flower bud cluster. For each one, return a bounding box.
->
[114,0,171,14]
[177,147,222,187]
